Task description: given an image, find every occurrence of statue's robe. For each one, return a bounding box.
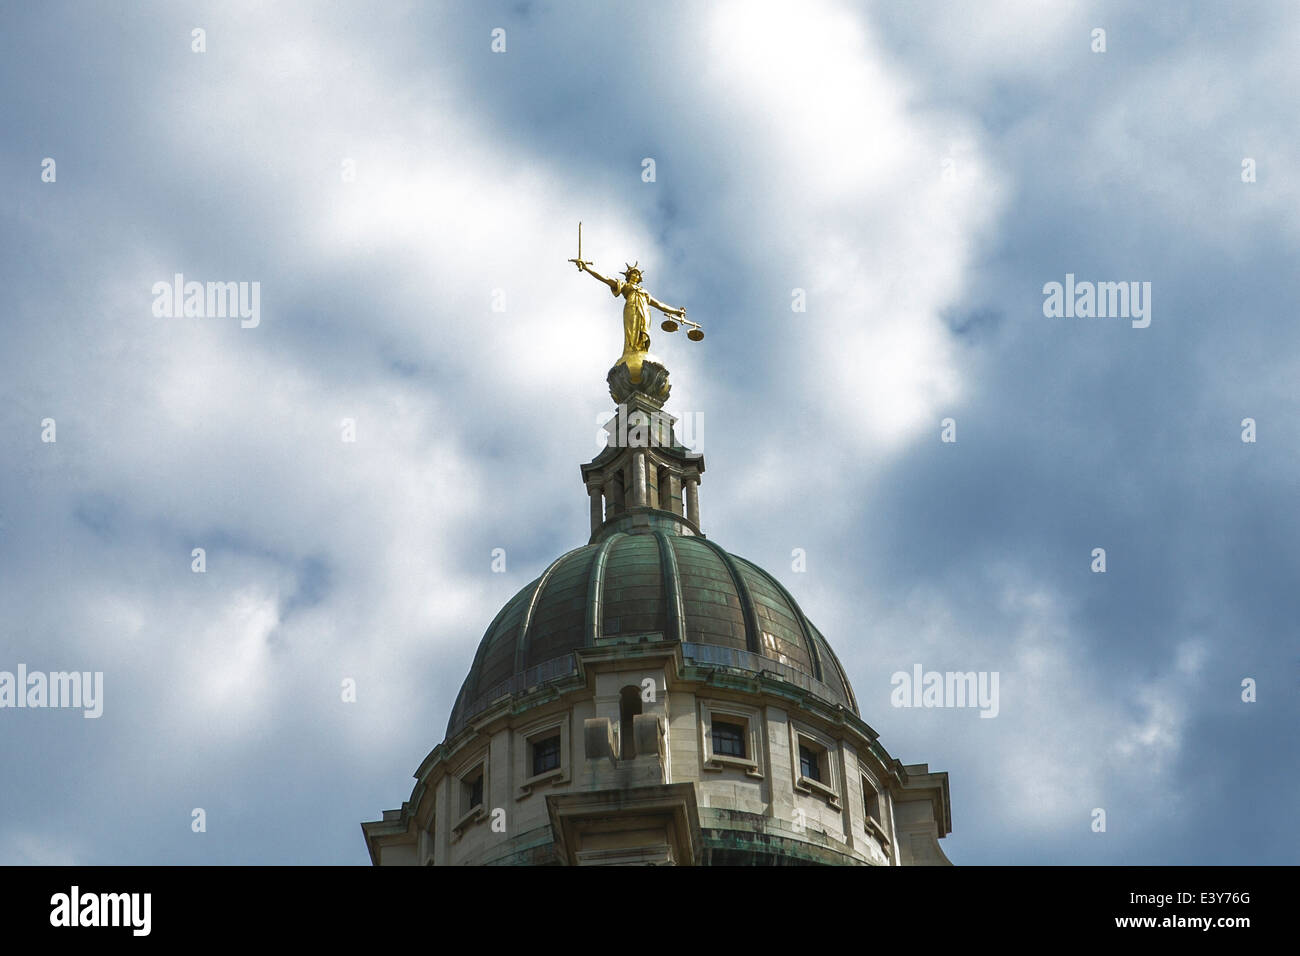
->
[612,279,652,381]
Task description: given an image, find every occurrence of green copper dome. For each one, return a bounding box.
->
[447,524,858,736]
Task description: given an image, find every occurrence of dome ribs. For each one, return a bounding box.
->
[654,530,687,644]
[522,547,598,669]
[810,624,859,715]
[584,532,625,646]
[693,537,762,655]
[448,585,531,735]
[514,546,589,675]
[601,534,666,637]
[671,537,747,648]
[447,530,860,733]
[737,556,824,685]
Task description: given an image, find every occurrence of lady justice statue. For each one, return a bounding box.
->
[568,223,702,386]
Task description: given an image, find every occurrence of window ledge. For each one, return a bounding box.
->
[704,754,763,778]
[516,766,565,799]
[865,816,891,848]
[796,775,841,808]
[452,805,485,836]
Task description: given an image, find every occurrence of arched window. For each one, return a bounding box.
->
[619,686,642,759]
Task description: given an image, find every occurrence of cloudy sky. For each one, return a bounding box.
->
[1,0,1295,865]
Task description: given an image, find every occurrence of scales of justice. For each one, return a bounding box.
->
[567,222,702,401]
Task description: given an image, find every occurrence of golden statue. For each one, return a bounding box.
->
[569,223,701,383]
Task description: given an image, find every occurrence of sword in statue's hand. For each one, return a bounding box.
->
[567,221,704,343]
[567,221,591,271]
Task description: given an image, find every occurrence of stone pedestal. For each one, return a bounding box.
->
[608,357,670,406]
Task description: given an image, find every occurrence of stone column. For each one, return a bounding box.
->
[685,476,700,527]
[667,474,682,516]
[647,461,660,509]
[632,450,648,507]
[587,483,604,534]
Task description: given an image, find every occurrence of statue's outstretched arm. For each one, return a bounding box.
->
[648,294,685,318]
[580,263,619,294]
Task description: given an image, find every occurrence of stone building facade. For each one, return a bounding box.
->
[363,360,952,865]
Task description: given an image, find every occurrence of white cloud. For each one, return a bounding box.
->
[830,564,1196,834]
[693,0,1004,453]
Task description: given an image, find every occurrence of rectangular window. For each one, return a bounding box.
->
[863,782,881,823]
[532,735,561,776]
[788,726,839,807]
[516,721,569,797]
[799,744,822,782]
[699,702,762,777]
[464,770,483,810]
[712,720,747,758]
